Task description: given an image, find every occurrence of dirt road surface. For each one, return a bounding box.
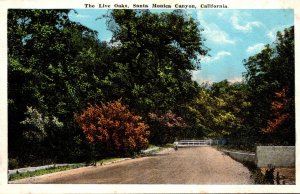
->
[12,147,253,184]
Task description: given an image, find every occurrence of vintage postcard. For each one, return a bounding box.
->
[0,0,299,193]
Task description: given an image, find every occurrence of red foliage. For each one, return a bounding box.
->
[149,111,189,128]
[262,88,291,133]
[76,100,149,152]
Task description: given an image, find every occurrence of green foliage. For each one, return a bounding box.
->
[162,143,175,148]
[239,160,266,184]
[243,26,295,145]
[20,106,63,142]
[9,9,294,168]
[250,168,267,184]
[9,164,83,181]
[189,80,251,140]
[8,159,19,170]
[8,9,108,165]
[105,10,207,115]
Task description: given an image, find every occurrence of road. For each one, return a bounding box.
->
[12,147,252,184]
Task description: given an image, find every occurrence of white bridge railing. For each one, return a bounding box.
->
[176,139,211,147]
[175,139,226,147]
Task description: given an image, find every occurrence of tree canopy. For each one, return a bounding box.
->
[8,9,209,166]
[7,9,294,168]
[243,26,294,145]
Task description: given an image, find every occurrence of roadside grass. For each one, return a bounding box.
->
[96,158,125,165]
[147,144,157,149]
[9,164,83,181]
[141,147,163,156]
[162,143,175,148]
[9,145,171,181]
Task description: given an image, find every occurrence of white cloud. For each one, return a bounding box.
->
[74,14,90,19]
[217,11,225,17]
[217,10,232,18]
[267,25,291,41]
[203,24,236,45]
[214,51,232,60]
[68,11,91,20]
[267,31,276,41]
[201,51,231,63]
[192,71,243,85]
[246,43,265,54]
[196,11,235,45]
[228,77,243,83]
[191,70,216,85]
[201,80,214,85]
[195,10,204,20]
[230,14,263,32]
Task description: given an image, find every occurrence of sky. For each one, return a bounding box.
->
[69,9,294,84]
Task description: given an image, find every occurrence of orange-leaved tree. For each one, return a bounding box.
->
[76,100,149,155]
[262,87,294,144]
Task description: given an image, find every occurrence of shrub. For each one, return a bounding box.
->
[8,158,19,169]
[20,106,64,142]
[76,100,150,156]
[148,111,189,144]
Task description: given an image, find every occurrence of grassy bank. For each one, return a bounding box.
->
[9,164,83,181]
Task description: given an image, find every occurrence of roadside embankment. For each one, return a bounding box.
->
[8,146,164,182]
[221,149,256,163]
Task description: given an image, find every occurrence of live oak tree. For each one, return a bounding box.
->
[106,10,208,111]
[186,26,294,147]
[104,10,208,143]
[244,26,294,145]
[8,9,208,166]
[8,10,77,163]
[8,9,111,164]
[188,80,251,143]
